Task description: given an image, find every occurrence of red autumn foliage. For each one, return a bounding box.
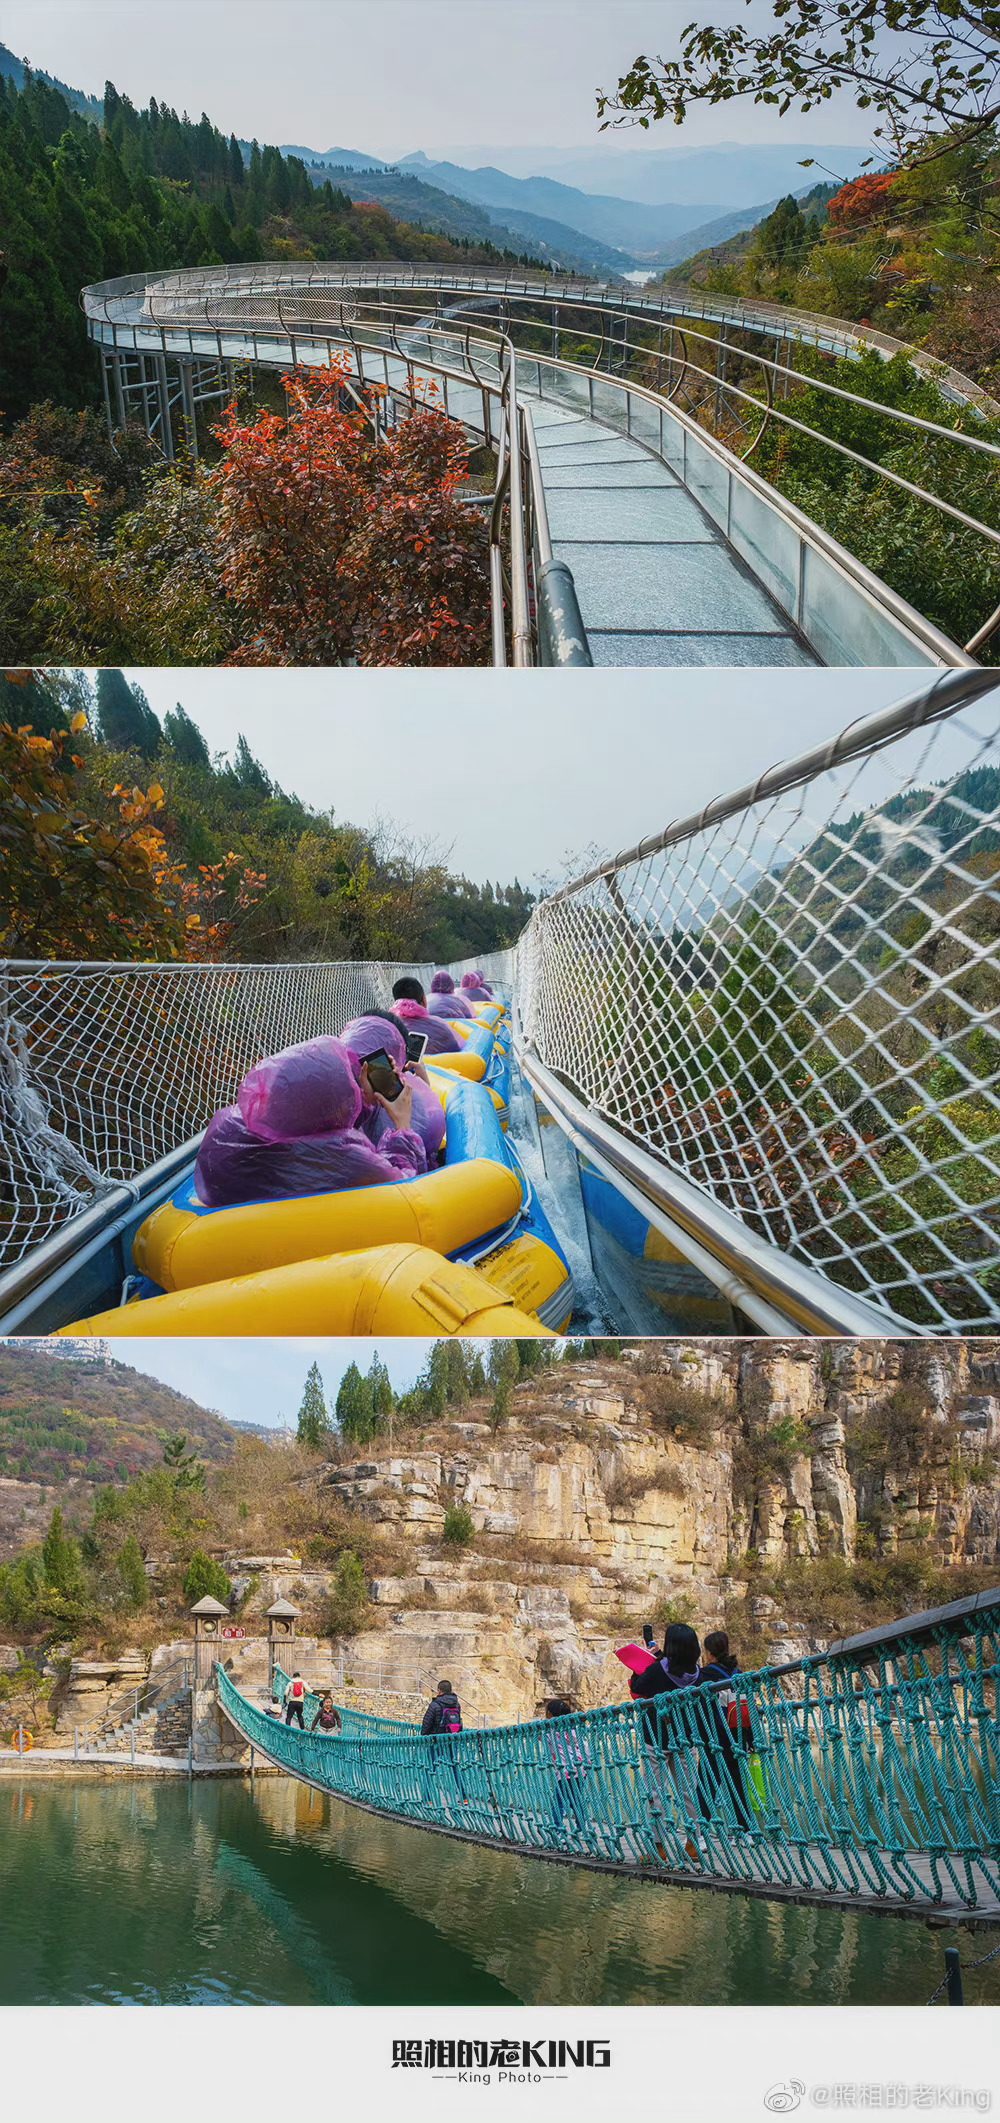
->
[212,359,491,665]
[826,171,899,230]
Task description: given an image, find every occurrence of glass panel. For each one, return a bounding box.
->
[659,406,686,480]
[627,393,660,452]
[684,428,730,531]
[800,545,936,668]
[729,482,800,623]
[592,377,628,433]
[545,364,588,410]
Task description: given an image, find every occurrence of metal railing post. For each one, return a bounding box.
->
[507,364,532,668]
[945,1949,965,2005]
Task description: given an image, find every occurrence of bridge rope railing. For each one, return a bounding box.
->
[513,668,1000,1335]
[216,1589,1000,1915]
[82,267,1000,662]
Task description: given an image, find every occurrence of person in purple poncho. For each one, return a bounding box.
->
[338,1011,447,1167]
[391,977,462,1056]
[193,1036,427,1209]
[460,971,495,1002]
[426,971,474,1021]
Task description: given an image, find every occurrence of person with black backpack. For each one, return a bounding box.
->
[629,1622,707,1863]
[420,1679,466,1808]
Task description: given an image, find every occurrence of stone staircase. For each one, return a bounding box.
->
[86,1682,192,1759]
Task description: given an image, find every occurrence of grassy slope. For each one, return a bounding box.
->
[0,1344,242,1488]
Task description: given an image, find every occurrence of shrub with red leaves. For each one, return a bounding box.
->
[212,360,491,666]
[827,171,899,229]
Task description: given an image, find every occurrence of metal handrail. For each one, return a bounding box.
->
[81,267,1000,666]
[549,666,1000,898]
[80,262,1000,414]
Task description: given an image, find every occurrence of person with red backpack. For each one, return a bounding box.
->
[284,1671,308,1730]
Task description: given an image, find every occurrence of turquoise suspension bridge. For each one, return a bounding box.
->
[216,1590,1000,1924]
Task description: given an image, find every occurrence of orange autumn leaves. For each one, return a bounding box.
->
[0,675,266,960]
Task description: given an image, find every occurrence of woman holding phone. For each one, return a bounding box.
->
[193,1036,429,1207]
[339,1012,447,1167]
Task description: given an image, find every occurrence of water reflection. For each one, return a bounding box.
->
[1,1777,997,2007]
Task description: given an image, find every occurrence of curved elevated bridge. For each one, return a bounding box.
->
[81,263,1000,670]
[0,667,998,1339]
[216,1590,1000,1925]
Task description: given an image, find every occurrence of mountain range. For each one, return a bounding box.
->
[285,138,868,273]
[0,39,863,277]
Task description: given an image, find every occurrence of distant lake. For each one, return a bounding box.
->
[1,1776,996,2007]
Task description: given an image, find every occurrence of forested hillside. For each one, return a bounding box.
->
[0,67,541,423]
[668,148,1000,397]
[1,668,537,962]
[0,1343,240,1486]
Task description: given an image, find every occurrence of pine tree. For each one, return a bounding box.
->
[487,1341,520,1391]
[162,702,211,767]
[486,1341,520,1433]
[297,1361,330,1446]
[118,1533,149,1612]
[42,1506,79,1594]
[468,1348,487,1395]
[425,1341,449,1418]
[95,669,161,758]
[162,1432,206,1492]
[444,1342,470,1406]
[228,732,271,799]
[367,1353,394,1428]
[182,1550,231,1605]
[336,1363,375,1443]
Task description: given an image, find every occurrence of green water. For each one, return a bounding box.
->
[2,1776,999,2007]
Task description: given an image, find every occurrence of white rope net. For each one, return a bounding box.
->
[514,689,1000,1333]
[7,674,1000,1341]
[0,955,511,1275]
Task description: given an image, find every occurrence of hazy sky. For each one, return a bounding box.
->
[107,1338,433,1428]
[108,667,912,887]
[3,0,877,158]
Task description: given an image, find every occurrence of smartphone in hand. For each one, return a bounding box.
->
[362,1047,404,1100]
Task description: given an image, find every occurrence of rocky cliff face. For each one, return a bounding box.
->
[274,1342,1000,1723]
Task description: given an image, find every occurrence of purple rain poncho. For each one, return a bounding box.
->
[393,995,462,1056]
[428,971,473,1019]
[338,1013,447,1165]
[193,1036,427,1208]
[460,971,495,1001]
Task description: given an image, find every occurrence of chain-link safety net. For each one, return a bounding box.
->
[514,680,1000,1334]
[0,955,509,1273]
[215,1595,1000,1918]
